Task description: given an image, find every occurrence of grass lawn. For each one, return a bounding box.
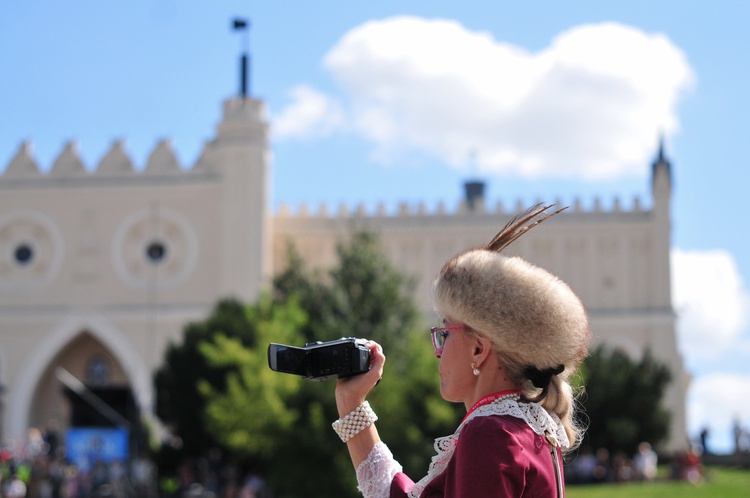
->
[566,467,750,497]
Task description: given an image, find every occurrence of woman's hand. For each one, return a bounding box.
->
[334,340,387,470]
[335,340,386,417]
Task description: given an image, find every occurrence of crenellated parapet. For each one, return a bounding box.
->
[0,138,213,183]
[273,194,647,220]
[97,140,132,175]
[2,98,271,186]
[5,142,42,178]
[274,142,668,222]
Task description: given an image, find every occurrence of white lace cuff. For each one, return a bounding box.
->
[356,442,403,498]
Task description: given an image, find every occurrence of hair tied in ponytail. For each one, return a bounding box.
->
[525,364,565,389]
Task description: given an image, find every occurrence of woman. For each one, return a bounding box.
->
[333,204,590,497]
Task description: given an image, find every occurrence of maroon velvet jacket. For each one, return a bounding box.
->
[390,414,564,497]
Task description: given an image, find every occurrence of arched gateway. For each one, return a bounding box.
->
[8,315,152,442]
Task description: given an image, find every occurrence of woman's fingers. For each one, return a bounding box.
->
[335,339,385,414]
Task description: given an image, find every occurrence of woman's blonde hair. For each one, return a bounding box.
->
[432,204,590,449]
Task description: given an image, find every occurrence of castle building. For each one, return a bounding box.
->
[0,95,687,453]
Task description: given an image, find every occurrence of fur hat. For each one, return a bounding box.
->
[432,205,590,376]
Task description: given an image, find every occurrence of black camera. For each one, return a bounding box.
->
[267,337,371,381]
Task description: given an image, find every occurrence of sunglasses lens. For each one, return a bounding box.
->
[431,327,448,354]
[431,326,464,355]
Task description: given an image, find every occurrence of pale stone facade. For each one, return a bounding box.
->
[0,97,687,452]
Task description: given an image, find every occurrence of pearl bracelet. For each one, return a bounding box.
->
[332,401,378,443]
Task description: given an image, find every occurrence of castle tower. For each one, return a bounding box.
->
[0,97,269,442]
[200,97,271,301]
[648,138,688,452]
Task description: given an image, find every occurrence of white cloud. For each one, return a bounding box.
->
[672,248,750,453]
[271,85,343,140]
[688,373,750,454]
[671,249,750,360]
[290,17,695,179]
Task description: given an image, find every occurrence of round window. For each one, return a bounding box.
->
[14,243,34,265]
[146,241,167,263]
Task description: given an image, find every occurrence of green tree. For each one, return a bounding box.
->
[202,232,458,497]
[577,346,672,456]
[153,299,257,459]
[154,232,459,497]
[198,294,308,460]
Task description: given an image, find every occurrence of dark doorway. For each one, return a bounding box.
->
[64,386,137,428]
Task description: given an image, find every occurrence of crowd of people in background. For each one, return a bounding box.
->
[565,420,750,486]
[0,430,156,498]
[0,427,271,498]
[564,441,705,485]
[4,422,750,496]
[1,433,706,496]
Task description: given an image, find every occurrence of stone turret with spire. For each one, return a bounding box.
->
[652,135,672,195]
[650,135,673,310]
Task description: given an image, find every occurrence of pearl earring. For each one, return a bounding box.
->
[471,362,480,376]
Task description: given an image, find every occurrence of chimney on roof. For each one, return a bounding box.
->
[464,180,485,211]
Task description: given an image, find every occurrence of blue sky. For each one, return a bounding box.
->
[2,1,749,454]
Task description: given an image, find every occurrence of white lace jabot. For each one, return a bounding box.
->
[355,398,568,498]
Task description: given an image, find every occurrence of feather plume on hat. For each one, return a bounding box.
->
[485,203,568,253]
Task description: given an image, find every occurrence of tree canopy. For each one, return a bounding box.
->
[153,298,258,458]
[198,294,308,460]
[154,232,460,497]
[576,346,672,456]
